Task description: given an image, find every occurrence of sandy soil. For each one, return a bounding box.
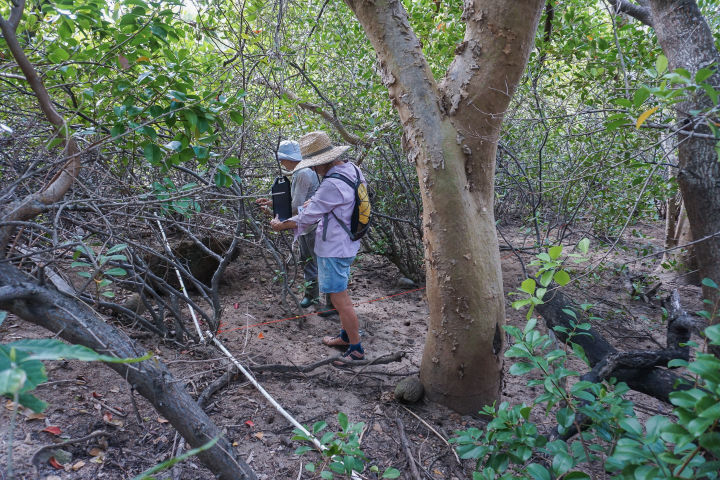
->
[0,222,705,479]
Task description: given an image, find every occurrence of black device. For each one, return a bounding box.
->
[271,176,292,221]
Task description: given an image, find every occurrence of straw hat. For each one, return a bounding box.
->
[294,131,350,171]
[277,140,302,162]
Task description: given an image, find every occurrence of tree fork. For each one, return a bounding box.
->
[344,0,544,413]
[0,262,257,480]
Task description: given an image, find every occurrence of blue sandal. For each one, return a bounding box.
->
[333,343,365,366]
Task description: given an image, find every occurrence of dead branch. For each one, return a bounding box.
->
[197,352,406,407]
[0,261,257,480]
[536,288,693,403]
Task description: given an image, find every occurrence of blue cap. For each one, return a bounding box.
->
[277,140,303,162]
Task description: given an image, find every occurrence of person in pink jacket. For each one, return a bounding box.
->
[269,131,366,362]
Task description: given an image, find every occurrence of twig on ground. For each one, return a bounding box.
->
[395,418,423,480]
[32,430,107,479]
[400,405,461,465]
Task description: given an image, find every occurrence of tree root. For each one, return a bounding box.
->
[198,352,406,408]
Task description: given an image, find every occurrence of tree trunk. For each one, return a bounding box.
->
[0,263,257,480]
[344,0,543,413]
[0,2,82,253]
[649,0,720,304]
[661,193,697,282]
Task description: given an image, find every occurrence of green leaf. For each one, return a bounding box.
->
[554,270,570,286]
[192,145,208,160]
[701,278,719,289]
[312,421,327,434]
[526,463,551,480]
[619,417,643,435]
[0,311,6,327]
[104,268,127,276]
[382,467,401,478]
[577,238,589,254]
[704,324,720,345]
[695,68,714,83]
[556,407,575,429]
[17,392,47,413]
[338,412,349,431]
[106,244,128,254]
[184,110,198,129]
[674,68,691,80]
[305,463,316,472]
[0,367,27,395]
[509,361,535,375]
[166,140,183,152]
[656,55,668,75]
[7,339,150,364]
[320,471,333,479]
[548,246,563,261]
[540,270,554,287]
[48,47,70,64]
[229,111,244,125]
[520,278,536,295]
[552,450,573,475]
[564,472,590,480]
[144,143,162,165]
[633,86,651,107]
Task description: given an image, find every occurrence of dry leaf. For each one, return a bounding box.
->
[118,54,130,70]
[257,332,264,339]
[90,456,103,464]
[110,387,120,393]
[103,412,123,427]
[26,412,46,421]
[72,460,86,471]
[49,457,64,469]
[43,426,62,435]
[253,432,264,440]
[92,391,103,399]
[232,441,239,447]
[157,417,169,424]
[5,400,18,410]
[245,420,254,428]
[89,447,104,457]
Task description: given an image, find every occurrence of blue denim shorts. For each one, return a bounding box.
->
[317,256,354,294]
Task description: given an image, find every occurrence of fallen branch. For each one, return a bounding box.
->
[198,352,406,407]
[0,262,256,480]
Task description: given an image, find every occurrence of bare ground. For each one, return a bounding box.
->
[0,222,705,479]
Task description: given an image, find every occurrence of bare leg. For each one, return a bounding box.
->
[329,290,360,344]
